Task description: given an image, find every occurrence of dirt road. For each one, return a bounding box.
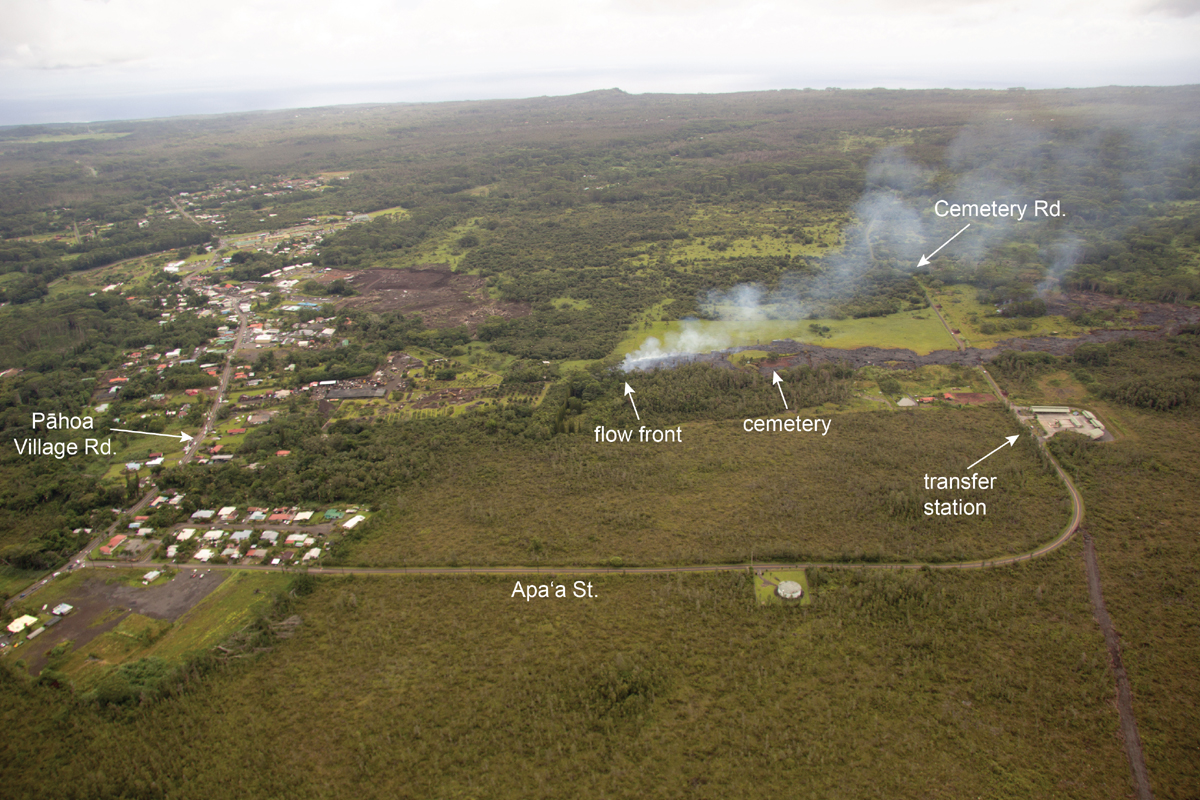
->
[1083,532,1155,800]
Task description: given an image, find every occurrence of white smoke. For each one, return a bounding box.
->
[620,116,1199,369]
[620,325,736,369]
[1036,236,1084,297]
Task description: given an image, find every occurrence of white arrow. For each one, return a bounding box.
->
[772,371,788,410]
[967,434,1018,470]
[624,382,640,421]
[918,223,971,267]
[111,428,194,443]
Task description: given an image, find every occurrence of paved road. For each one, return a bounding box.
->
[180,309,245,466]
[8,310,250,609]
[170,196,203,228]
[12,304,1086,591]
[47,411,1086,584]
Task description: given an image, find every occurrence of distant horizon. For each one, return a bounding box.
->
[3,0,1196,127]
[4,80,1200,129]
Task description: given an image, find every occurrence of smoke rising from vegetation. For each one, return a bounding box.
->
[623,118,1199,369]
[622,149,936,370]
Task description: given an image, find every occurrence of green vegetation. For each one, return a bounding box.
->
[619,310,955,358]
[1033,340,1200,795]
[0,86,1198,797]
[927,283,1088,348]
[0,565,1131,798]
[143,571,289,661]
[752,568,812,605]
[350,403,1066,567]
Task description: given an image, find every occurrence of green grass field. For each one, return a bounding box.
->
[5,567,90,613]
[551,296,592,310]
[50,613,175,691]
[143,571,288,661]
[930,284,1092,348]
[616,310,958,362]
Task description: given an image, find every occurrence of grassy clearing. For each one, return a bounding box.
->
[142,571,287,662]
[352,404,1068,567]
[729,349,770,366]
[753,568,811,605]
[52,613,174,691]
[43,257,155,294]
[615,204,852,268]
[930,283,1091,348]
[381,218,482,271]
[7,568,94,614]
[840,131,916,151]
[463,341,523,373]
[660,231,828,263]
[616,310,957,361]
[875,364,995,400]
[1031,370,1091,405]
[366,206,409,218]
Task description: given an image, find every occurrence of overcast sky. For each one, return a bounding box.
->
[1,0,1198,125]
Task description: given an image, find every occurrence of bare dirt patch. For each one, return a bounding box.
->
[999,290,1200,356]
[947,392,997,404]
[1045,289,1200,329]
[22,570,227,673]
[330,265,530,331]
[411,386,485,410]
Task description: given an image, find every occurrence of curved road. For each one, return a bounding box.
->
[15,302,1086,593]
[73,437,1085,579]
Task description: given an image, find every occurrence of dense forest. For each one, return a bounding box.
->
[0,85,1197,571]
[0,87,1198,799]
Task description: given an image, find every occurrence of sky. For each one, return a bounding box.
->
[1,0,1198,125]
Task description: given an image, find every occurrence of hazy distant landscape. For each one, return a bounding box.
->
[0,84,1198,798]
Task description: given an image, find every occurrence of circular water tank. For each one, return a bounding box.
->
[776,580,804,600]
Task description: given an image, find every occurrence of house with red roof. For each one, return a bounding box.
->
[99,534,128,556]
